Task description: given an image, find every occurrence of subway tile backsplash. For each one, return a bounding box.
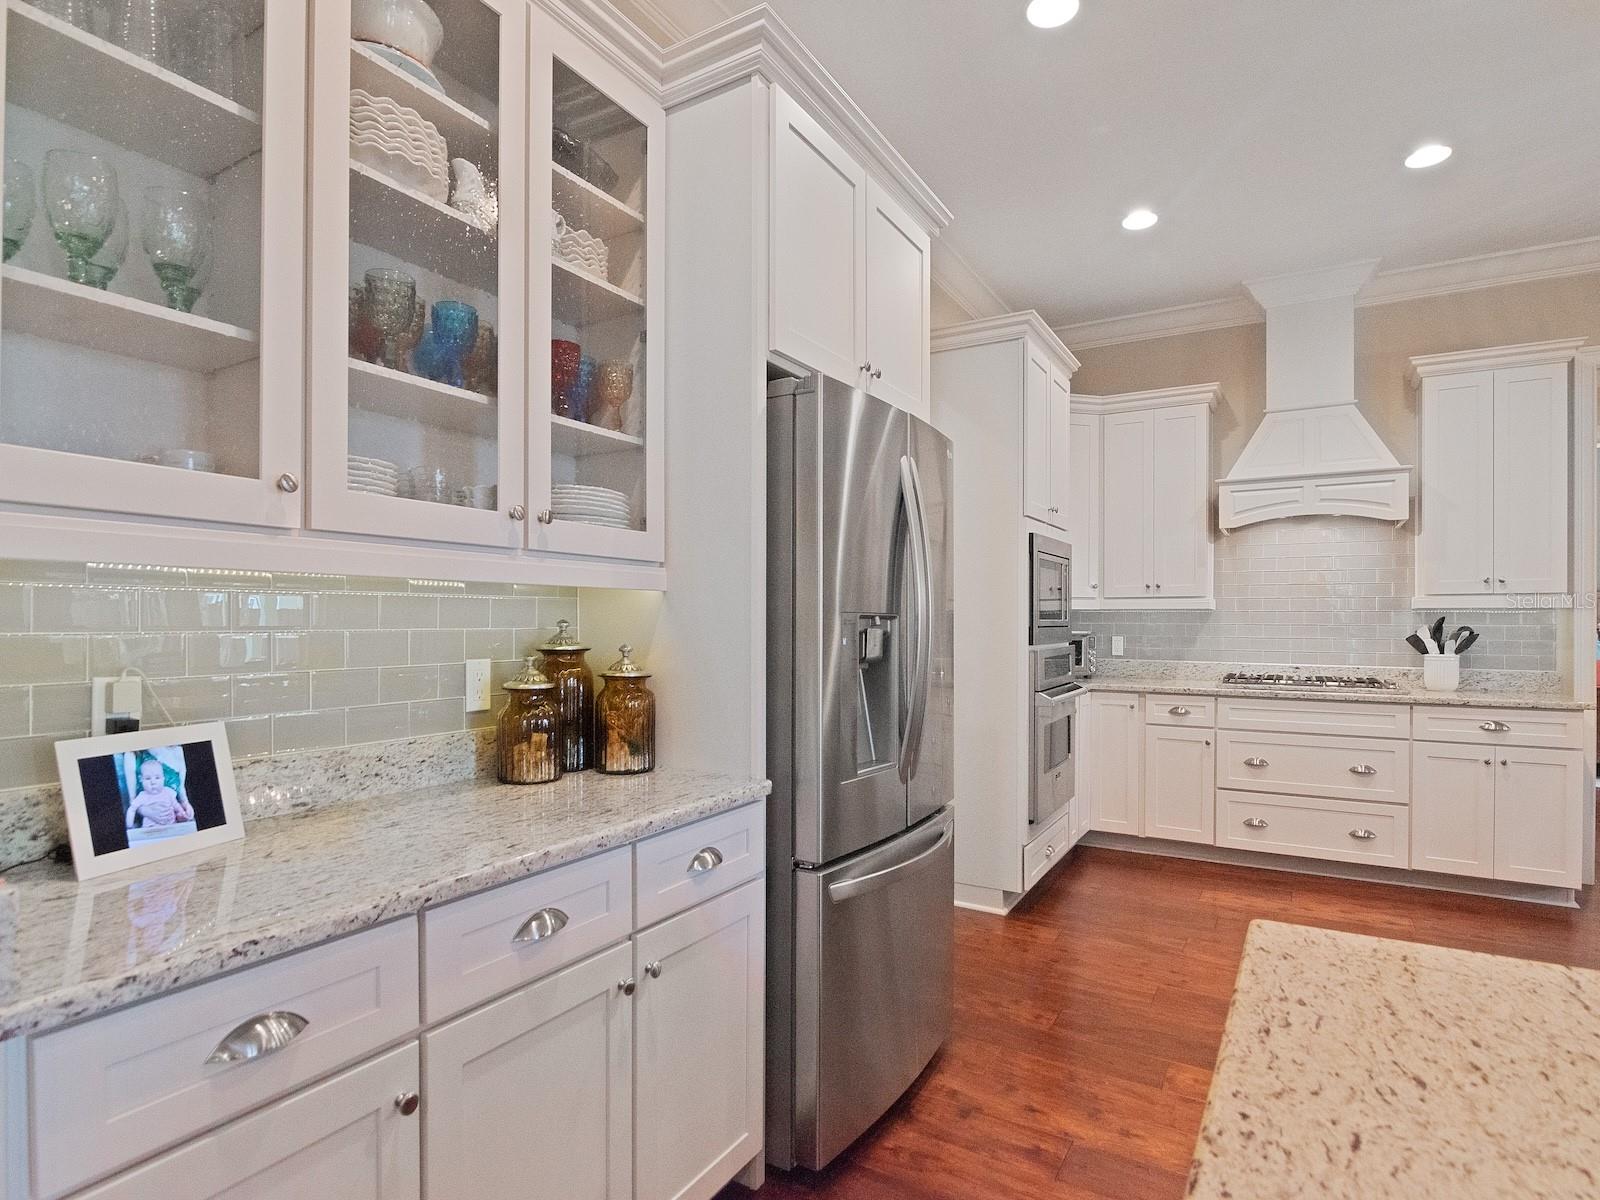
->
[0,561,582,788]
[1075,516,1559,671]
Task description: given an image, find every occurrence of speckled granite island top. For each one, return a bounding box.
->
[0,769,769,1040]
[1188,921,1600,1199]
[1087,677,1588,710]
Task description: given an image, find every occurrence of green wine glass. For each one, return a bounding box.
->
[43,150,117,285]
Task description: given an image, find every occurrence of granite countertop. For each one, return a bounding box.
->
[1084,676,1588,711]
[1188,921,1600,1199]
[0,769,770,1040]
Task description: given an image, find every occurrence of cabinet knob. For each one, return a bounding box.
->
[645,961,663,979]
[871,367,883,380]
[509,505,527,521]
[1154,583,1162,590]
[538,510,554,525]
[1243,817,1269,830]
[619,978,636,996]
[1090,582,1098,590]
[1244,756,1269,769]
[1204,739,1211,746]
[1482,576,1491,586]
[1483,758,1492,766]
[1500,758,1508,767]
[1479,720,1510,732]
[1348,829,1378,841]
[276,472,300,494]
[1144,583,1152,590]
[1044,845,1055,857]
[394,1092,421,1118]
[1497,578,1506,586]
[861,362,873,375]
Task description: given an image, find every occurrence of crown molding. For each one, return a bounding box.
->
[610,0,690,45]
[1054,236,1600,353]
[1245,261,1378,309]
[1407,337,1589,386]
[539,0,667,94]
[931,311,1079,373]
[931,241,1011,322]
[1074,383,1223,414]
[659,4,953,234]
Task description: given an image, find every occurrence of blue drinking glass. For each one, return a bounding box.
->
[570,354,598,423]
[430,300,479,390]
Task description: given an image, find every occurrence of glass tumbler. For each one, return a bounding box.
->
[3,159,35,263]
[188,1,242,100]
[363,268,417,371]
[35,0,96,29]
[430,300,479,390]
[43,150,118,285]
[114,0,171,67]
[141,186,213,311]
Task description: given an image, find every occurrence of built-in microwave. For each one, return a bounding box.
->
[1029,533,1072,644]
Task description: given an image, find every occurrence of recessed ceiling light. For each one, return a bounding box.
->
[1404,143,1453,169]
[1121,208,1158,231]
[1026,0,1080,29]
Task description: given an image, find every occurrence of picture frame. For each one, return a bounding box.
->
[54,723,244,881]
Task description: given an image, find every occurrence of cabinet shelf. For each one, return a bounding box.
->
[348,358,496,437]
[5,0,263,179]
[2,264,259,372]
[551,413,642,457]
[349,162,497,294]
[551,257,642,323]
[349,40,495,167]
[552,163,642,239]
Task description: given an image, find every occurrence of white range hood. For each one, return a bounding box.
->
[1218,261,1413,531]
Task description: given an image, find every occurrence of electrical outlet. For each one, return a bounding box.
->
[1111,636,1125,657]
[465,659,492,713]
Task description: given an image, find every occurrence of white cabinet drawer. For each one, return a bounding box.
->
[1216,698,1411,738]
[1145,694,1216,727]
[422,847,632,1023]
[32,919,419,1200]
[1217,730,1410,805]
[1412,706,1585,749]
[1023,804,1073,892]
[635,801,766,928]
[1217,790,1409,869]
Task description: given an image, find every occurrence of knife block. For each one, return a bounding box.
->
[1423,656,1460,692]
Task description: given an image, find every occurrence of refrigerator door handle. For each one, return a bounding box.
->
[826,824,953,904]
[898,454,933,783]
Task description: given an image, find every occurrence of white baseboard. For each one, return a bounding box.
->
[953,882,1017,914]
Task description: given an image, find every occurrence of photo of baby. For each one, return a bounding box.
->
[115,747,198,846]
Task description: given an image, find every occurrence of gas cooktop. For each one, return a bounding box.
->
[1222,671,1400,692]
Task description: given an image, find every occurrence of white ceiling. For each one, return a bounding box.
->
[743,0,1600,326]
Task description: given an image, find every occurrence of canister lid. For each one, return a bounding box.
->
[539,619,590,652]
[503,657,556,691]
[602,644,651,678]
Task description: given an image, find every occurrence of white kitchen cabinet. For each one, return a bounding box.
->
[1143,723,1215,844]
[1023,348,1052,523]
[73,1044,420,1200]
[634,879,765,1200]
[1079,387,1217,607]
[1089,692,1142,835]
[423,941,633,1200]
[1067,410,1101,603]
[1495,748,1584,887]
[1412,343,1578,603]
[1047,366,1072,524]
[0,0,309,529]
[864,178,931,418]
[1411,741,1496,878]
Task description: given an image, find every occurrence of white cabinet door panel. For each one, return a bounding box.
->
[770,88,866,385]
[1143,724,1215,844]
[1068,411,1100,601]
[1023,349,1052,524]
[1492,363,1569,595]
[1418,371,1496,595]
[1149,405,1209,598]
[1411,741,1496,878]
[863,179,930,418]
[1046,367,1072,529]
[1089,693,1141,835]
[1100,412,1151,599]
[1494,748,1583,887]
[423,942,632,1200]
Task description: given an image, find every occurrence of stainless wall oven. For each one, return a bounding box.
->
[1029,533,1072,644]
[1030,642,1082,828]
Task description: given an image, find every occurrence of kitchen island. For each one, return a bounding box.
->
[1189,920,1600,1199]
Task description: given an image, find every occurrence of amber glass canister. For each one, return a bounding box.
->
[595,644,656,775]
[539,619,595,772]
[497,658,563,784]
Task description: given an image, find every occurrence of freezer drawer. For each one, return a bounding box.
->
[793,808,954,1169]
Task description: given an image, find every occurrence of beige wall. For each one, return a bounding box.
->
[1071,271,1600,476]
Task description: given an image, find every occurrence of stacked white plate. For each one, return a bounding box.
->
[350,88,449,202]
[349,455,400,496]
[556,227,609,277]
[551,484,631,528]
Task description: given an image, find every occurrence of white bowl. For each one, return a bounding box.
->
[351,0,444,68]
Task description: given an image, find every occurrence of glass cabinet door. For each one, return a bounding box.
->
[529,10,663,563]
[307,0,526,548]
[0,0,306,527]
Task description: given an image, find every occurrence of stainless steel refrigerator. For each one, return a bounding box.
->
[766,373,955,1171]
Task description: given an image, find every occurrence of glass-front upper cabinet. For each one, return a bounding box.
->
[0,0,307,527]
[528,8,663,563]
[307,0,526,548]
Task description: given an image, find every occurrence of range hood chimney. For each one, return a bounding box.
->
[1218,260,1412,531]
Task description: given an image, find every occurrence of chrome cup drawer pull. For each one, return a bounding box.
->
[1243,757,1269,769]
[1242,817,1269,829]
[1348,764,1378,776]
[1349,829,1379,841]
[206,1011,309,1066]
[1478,720,1510,732]
[1168,705,1190,715]
[687,847,724,875]
[512,907,569,945]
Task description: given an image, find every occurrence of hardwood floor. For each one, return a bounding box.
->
[727,829,1600,1200]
